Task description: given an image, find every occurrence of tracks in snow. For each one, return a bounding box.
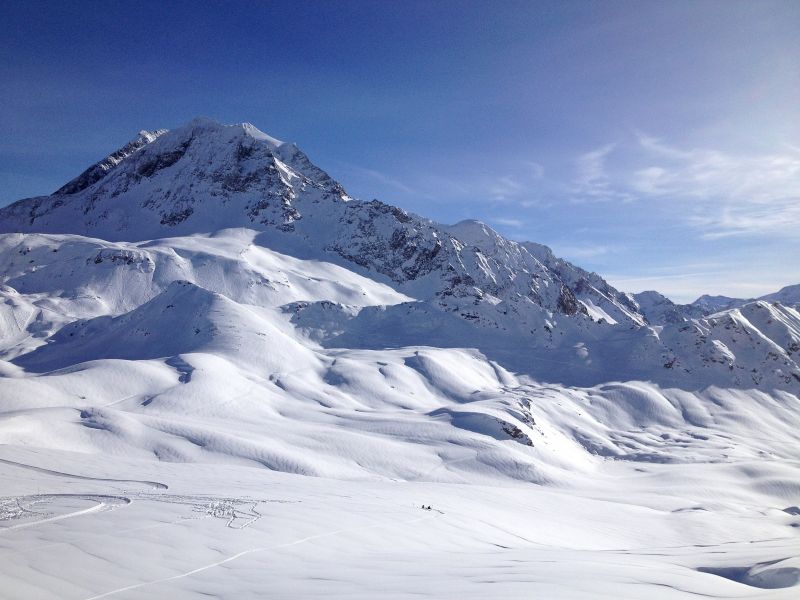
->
[0,494,131,532]
[0,457,167,490]
[83,509,441,599]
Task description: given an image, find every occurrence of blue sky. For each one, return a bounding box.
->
[1,0,798,302]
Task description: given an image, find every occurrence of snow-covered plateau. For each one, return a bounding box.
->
[0,118,798,599]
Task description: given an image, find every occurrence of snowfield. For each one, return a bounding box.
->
[0,119,798,598]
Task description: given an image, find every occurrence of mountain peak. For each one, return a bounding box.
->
[446,219,502,245]
[760,283,800,306]
[136,129,168,143]
[241,121,284,146]
[0,119,345,240]
[174,117,285,147]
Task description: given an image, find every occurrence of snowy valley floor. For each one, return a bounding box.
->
[1,444,798,599]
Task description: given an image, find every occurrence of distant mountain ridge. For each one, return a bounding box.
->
[634,284,800,326]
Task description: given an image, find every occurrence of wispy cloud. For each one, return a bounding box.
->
[571,144,629,202]
[631,133,800,203]
[487,176,524,201]
[569,134,800,238]
[342,135,800,244]
[688,200,800,239]
[492,217,524,228]
[555,243,614,260]
[411,160,550,206]
[341,164,419,196]
[577,145,614,182]
[523,160,545,179]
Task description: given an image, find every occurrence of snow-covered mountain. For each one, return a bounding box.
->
[2,117,798,391]
[1,118,799,598]
[689,293,749,314]
[635,285,800,326]
[636,284,800,337]
[755,284,800,308]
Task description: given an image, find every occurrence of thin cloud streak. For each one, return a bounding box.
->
[570,144,633,202]
[334,162,420,197]
[493,217,524,228]
[554,243,615,260]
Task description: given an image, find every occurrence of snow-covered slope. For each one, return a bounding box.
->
[1,118,799,598]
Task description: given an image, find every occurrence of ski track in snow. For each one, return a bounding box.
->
[10,513,214,555]
[0,458,167,490]
[0,494,130,533]
[83,510,439,600]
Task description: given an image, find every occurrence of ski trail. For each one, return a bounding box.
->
[103,392,142,408]
[17,511,215,554]
[0,495,130,533]
[0,457,167,489]
[83,510,439,599]
[2,501,106,532]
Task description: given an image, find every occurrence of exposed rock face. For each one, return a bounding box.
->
[328,200,446,281]
[556,285,582,316]
[55,129,168,196]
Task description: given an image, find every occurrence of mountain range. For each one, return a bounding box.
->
[1,118,798,598]
[1,117,798,392]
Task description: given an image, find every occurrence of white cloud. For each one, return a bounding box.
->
[632,134,800,203]
[571,144,636,203]
[524,160,545,179]
[570,135,800,237]
[689,199,800,239]
[335,163,420,196]
[572,144,616,199]
[492,217,524,227]
[554,243,614,260]
[488,176,524,200]
[416,161,549,206]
